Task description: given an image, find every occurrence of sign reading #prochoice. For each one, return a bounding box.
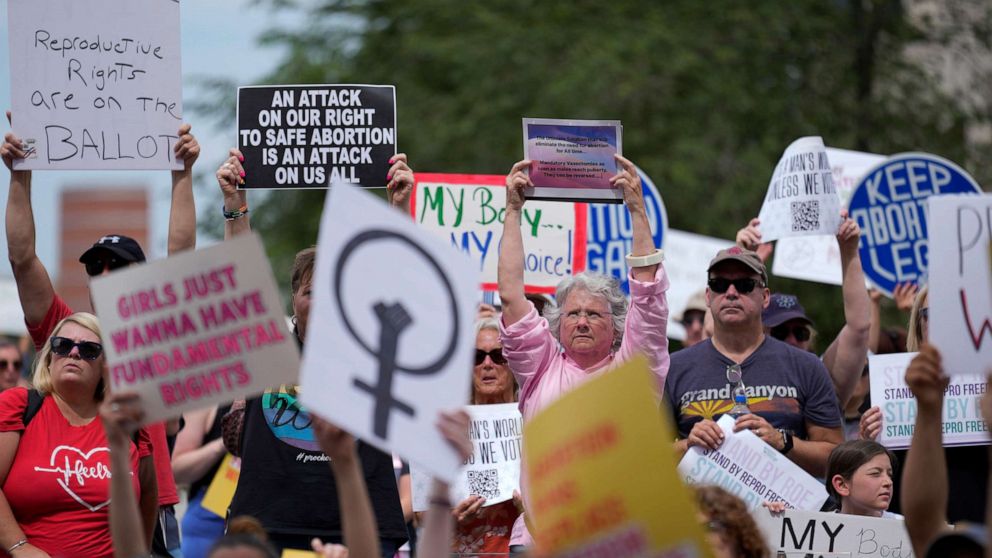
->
[585,167,668,294]
[848,153,981,296]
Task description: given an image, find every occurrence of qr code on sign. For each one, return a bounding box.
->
[467,468,500,500]
[791,200,820,232]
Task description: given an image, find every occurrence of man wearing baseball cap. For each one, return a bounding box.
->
[664,246,843,475]
[2,122,200,558]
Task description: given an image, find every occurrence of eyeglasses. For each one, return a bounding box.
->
[919,307,929,322]
[707,277,762,295]
[50,337,104,360]
[770,324,811,342]
[474,348,507,366]
[0,359,22,370]
[726,364,743,385]
[563,309,607,323]
[84,255,129,277]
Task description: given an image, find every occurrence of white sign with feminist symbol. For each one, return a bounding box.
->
[757,137,842,243]
[301,183,479,481]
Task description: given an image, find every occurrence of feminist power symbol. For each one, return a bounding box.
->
[334,230,460,439]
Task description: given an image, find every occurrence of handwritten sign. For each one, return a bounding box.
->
[772,148,887,286]
[300,183,477,482]
[89,234,300,424]
[754,509,914,558]
[237,85,396,189]
[411,403,522,511]
[848,153,982,296]
[524,357,714,558]
[757,137,841,243]
[523,118,623,202]
[678,415,829,512]
[870,352,990,449]
[928,194,992,376]
[411,174,587,294]
[8,0,183,170]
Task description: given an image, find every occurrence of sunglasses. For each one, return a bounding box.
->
[0,359,22,370]
[474,348,507,366]
[84,255,129,277]
[770,324,811,342]
[50,337,104,360]
[726,364,743,385]
[707,277,762,295]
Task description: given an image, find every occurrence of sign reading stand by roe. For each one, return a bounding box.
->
[8,0,184,170]
[238,85,396,189]
[757,137,842,243]
[523,118,623,203]
[90,234,300,424]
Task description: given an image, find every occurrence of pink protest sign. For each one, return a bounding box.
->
[89,234,300,423]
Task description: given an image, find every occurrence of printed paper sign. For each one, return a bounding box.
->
[90,234,300,424]
[773,147,887,286]
[524,357,714,558]
[585,167,668,294]
[754,509,913,558]
[411,174,587,294]
[869,352,990,449]
[757,137,842,243]
[201,455,241,518]
[411,403,522,511]
[8,0,184,171]
[678,415,829,512]
[523,118,623,202]
[664,229,734,341]
[928,194,992,376]
[300,184,478,481]
[848,153,982,296]
[238,85,396,189]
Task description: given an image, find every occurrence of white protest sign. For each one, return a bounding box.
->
[755,509,914,558]
[757,137,842,243]
[411,403,522,511]
[677,415,828,511]
[300,183,478,481]
[412,174,587,294]
[929,194,992,376]
[869,352,990,449]
[663,229,734,341]
[89,234,300,424]
[773,148,886,286]
[8,0,183,170]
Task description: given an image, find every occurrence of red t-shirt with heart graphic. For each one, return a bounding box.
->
[0,387,151,558]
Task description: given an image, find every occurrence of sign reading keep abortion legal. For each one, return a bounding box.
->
[848,153,981,296]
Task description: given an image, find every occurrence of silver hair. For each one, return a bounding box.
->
[545,272,628,351]
[475,317,500,336]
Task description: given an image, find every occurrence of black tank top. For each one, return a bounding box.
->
[189,403,233,498]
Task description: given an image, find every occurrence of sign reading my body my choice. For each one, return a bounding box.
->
[238,85,396,189]
[8,0,183,170]
[848,153,982,296]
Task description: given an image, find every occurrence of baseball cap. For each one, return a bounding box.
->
[78,234,146,266]
[762,293,813,328]
[925,524,987,558]
[707,246,768,285]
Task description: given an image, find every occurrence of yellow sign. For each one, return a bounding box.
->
[524,356,714,557]
[281,550,319,558]
[201,454,241,518]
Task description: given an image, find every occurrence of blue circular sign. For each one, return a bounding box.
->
[585,167,668,294]
[848,153,981,297]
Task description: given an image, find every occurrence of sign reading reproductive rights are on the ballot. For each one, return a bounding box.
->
[412,174,587,294]
[848,153,982,296]
[89,234,301,425]
[8,0,184,170]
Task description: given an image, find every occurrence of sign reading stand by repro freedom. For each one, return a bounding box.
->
[238,85,396,189]
[90,234,300,424]
[8,0,184,170]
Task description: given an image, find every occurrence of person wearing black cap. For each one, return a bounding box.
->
[2,120,200,558]
[665,246,843,476]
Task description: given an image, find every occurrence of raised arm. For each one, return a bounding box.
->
[498,160,533,326]
[2,128,54,326]
[735,217,774,262]
[418,410,473,558]
[101,391,150,558]
[867,289,882,353]
[821,212,871,407]
[216,148,251,239]
[901,345,949,557]
[612,155,658,282]
[386,153,414,211]
[167,123,200,255]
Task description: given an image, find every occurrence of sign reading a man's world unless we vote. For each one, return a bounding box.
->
[237,85,396,189]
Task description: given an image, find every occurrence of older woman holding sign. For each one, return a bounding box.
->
[497,155,669,549]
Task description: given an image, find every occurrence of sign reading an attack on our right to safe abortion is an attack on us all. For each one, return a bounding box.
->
[848,153,982,296]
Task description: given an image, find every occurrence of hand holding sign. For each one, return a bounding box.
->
[386,153,414,209]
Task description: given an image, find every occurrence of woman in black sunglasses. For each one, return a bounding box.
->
[0,312,157,558]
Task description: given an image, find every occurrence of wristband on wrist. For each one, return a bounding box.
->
[625,248,664,268]
[7,539,28,553]
[223,204,249,221]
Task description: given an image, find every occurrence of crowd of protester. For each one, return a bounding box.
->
[0,124,989,558]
